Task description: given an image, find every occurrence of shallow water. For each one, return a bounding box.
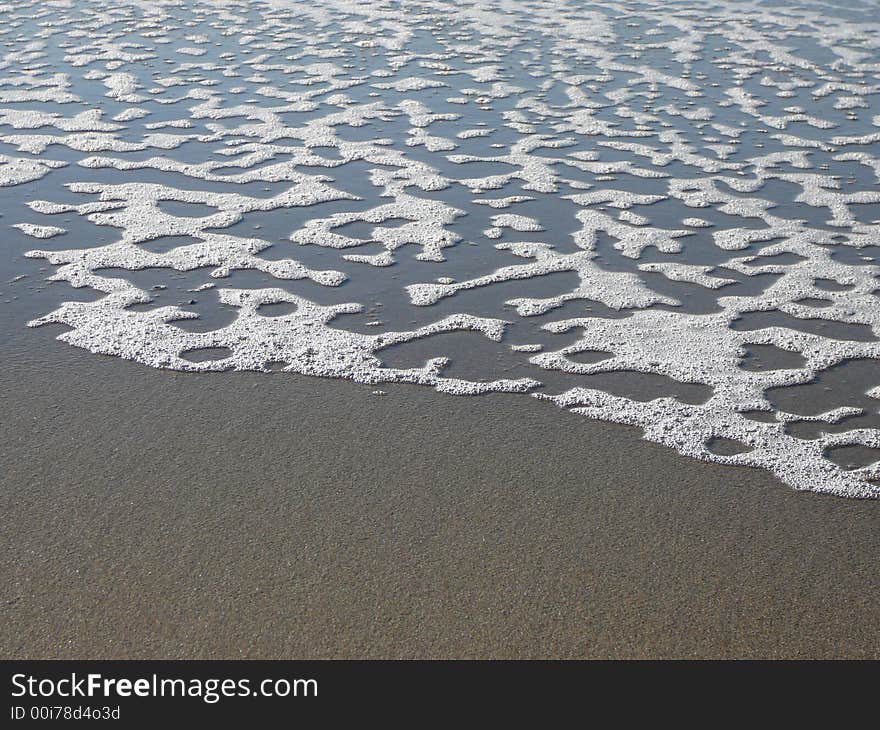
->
[2,0,880,497]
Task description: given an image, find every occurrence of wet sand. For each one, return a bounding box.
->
[2,329,878,659]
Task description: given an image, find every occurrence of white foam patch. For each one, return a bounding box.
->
[13,223,66,239]
[0,155,67,186]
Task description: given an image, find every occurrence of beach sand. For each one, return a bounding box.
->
[2,328,878,659]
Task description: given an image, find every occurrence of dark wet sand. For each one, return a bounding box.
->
[2,331,879,659]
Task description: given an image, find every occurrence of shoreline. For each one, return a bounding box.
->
[2,335,878,659]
